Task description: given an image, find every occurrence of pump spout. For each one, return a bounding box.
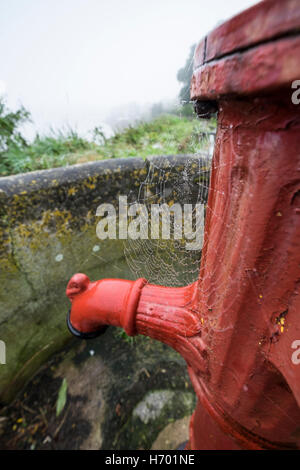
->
[66,273,206,375]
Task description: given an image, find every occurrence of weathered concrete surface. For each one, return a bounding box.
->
[0,155,208,405]
[0,158,144,405]
[0,328,196,450]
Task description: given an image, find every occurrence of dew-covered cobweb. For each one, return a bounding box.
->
[123,112,216,287]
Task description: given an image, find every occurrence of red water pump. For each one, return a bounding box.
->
[66,0,300,449]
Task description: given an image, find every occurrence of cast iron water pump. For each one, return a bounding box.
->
[66,0,300,449]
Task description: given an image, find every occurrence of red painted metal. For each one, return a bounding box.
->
[192,35,300,100]
[66,0,300,449]
[194,0,300,68]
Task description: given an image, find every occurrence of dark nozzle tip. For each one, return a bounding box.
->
[66,310,108,339]
[193,100,218,119]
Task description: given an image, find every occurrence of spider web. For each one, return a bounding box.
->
[123,117,215,287]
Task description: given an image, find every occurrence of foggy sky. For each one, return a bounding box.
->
[1,0,258,136]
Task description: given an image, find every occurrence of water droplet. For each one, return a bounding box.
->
[55,254,63,262]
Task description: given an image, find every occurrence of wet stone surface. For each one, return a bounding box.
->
[0,327,196,450]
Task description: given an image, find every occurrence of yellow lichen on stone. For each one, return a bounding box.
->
[67,187,77,196]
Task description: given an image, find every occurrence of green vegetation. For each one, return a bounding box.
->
[99,114,215,160]
[0,127,96,176]
[56,378,68,417]
[0,98,216,177]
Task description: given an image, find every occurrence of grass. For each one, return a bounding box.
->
[0,128,95,176]
[0,114,216,176]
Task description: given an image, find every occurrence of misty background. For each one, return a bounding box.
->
[1,0,257,139]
